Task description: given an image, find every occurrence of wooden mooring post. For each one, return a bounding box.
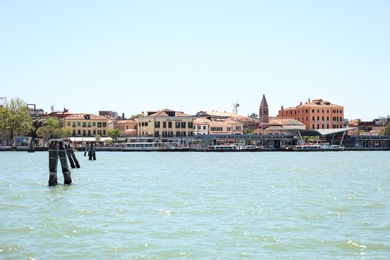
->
[48,139,72,186]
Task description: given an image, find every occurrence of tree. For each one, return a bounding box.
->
[384,121,390,135]
[108,128,121,141]
[131,114,143,118]
[36,117,66,141]
[0,97,32,141]
[249,113,258,119]
[244,128,254,135]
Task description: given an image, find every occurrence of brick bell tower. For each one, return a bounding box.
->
[259,94,269,128]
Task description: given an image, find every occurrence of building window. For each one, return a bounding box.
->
[77,122,81,126]
[155,121,160,128]
[93,130,96,135]
[175,122,181,128]
[93,122,96,126]
[103,123,106,127]
[227,127,231,131]
[67,122,70,126]
[168,122,172,128]
[88,122,91,127]
[82,122,86,127]
[78,130,81,135]
[181,122,186,128]
[203,126,206,130]
[163,122,166,128]
[176,131,181,136]
[155,131,159,137]
[188,122,193,128]
[98,122,102,127]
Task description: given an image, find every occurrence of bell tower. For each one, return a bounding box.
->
[259,94,269,126]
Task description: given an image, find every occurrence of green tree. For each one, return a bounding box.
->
[108,128,121,141]
[249,113,258,119]
[131,114,143,118]
[384,121,390,135]
[0,97,32,141]
[244,128,254,135]
[36,117,65,140]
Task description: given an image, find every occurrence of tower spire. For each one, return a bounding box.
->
[259,94,269,125]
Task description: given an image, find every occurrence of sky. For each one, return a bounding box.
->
[1,1,389,121]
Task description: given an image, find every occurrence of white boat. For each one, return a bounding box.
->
[123,138,189,151]
[320,143,345,150]
[206,144,262,152]
[294,143,344,151]
[123,141,160,151]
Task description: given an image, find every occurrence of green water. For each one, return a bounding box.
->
[0,151,389,259]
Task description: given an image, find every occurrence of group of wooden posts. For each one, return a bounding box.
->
[48,139,96,186]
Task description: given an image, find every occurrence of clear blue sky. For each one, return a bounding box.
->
[1,1,389,120]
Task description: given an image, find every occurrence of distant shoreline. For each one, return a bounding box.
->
[1,146,388,152]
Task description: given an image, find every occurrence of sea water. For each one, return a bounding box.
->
[0,151,389,259]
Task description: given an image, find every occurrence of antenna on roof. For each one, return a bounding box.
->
[233,102,240,114]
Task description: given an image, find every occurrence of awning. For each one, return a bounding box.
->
[69,137,112,142]
[267,127,356,137]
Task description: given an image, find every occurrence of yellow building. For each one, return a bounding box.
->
[62,113,109,137]
[136,109,194,138]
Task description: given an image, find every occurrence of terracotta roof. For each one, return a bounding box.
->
[298,99,343,107]
[194,117,211,124]
[231,115,257,122]
[147,109,189,117]
[269,118,305,126]
[201,110,238,117]
[65,113,107,120]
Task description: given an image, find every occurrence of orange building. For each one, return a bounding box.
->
[277,99,344,130]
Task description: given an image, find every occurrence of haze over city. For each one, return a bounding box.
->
[1,1,389,121]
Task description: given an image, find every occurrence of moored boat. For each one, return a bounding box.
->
[206,143,263,152]
[293,143,344,151]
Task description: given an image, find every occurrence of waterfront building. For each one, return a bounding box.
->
[255,118,306,135]
[277,99,344,130]
[116,118,137,136]
[62,113,109,137]
[208,118,244,135]
[231,115,258,131]
[136,109,194,138]
[196,110,237,120]
[193,117,211,135]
